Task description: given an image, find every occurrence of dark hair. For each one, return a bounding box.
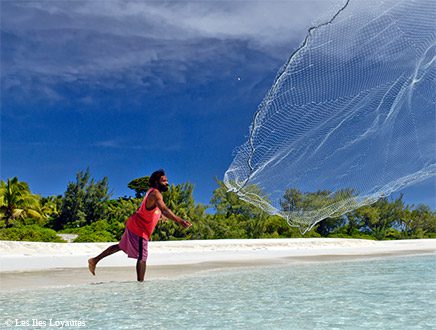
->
[149,169,166,188]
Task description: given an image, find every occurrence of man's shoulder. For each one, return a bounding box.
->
[149,188,162,199]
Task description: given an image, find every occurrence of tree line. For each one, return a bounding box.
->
[0,169,435,242]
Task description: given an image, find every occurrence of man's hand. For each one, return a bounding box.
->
[180,219,192,228]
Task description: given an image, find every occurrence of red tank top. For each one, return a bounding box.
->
[127,188,162,240]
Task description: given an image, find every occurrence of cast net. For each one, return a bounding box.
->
[224,0,436,233]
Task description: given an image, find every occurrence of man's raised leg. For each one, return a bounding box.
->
[88,244,121,275]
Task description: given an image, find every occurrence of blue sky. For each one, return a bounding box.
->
[1,0,434,209]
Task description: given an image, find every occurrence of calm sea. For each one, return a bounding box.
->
[1,255,435,329]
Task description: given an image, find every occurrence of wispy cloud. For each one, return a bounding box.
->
[5,139,183,152]
[1,0,344,103]
[91,139,183,152]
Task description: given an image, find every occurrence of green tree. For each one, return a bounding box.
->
[342,211,364,236]
[104,197,141,239]
[205,213,248,239]
[0,177,43,228]
[152,182,201,240]
[280,188,354,236]
[281,188,355,212]
[83,176,110,225]
[355,195,405,240]
[402,204,436,238]
[245,211,267,238]
[41,195,62,220]
[210,179,265,218]
[316,216,345,236]
[188,204,212,239]
[127,176,150,198]
[56,169,110,229]
[209,180,275,239]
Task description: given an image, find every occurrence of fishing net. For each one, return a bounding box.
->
[224,0,436,233]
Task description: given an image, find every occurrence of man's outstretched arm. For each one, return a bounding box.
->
[154,191,192,228]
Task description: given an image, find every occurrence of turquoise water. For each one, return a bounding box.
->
[1,255,435,329]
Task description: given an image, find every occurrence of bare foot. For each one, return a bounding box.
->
[88,258,96,276]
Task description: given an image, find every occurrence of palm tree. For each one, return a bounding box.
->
[40,195,61,219]
[0,177,43,227]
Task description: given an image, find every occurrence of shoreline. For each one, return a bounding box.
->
[1,238,435,291]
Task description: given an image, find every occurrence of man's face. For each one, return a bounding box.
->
[158,175,169,192]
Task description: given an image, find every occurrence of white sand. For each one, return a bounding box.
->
[1,238,435,272]
[1,239,435,291]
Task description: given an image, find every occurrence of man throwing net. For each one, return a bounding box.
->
[88,169,191,281]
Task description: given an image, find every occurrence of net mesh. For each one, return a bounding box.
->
[224,0,436,233]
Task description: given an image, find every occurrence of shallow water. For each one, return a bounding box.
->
[1,255,435,329]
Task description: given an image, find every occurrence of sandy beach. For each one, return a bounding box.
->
[1,238,435,291]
